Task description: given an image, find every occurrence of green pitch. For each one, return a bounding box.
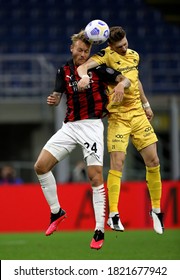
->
[0,229,179,260]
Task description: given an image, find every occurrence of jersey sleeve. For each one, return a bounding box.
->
[54,67,66,93]
[93,64,121,84]
[91,49,109,65]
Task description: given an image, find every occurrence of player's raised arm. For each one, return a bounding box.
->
[77,58,98,89]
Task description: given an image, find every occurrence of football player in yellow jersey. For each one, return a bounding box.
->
[77,26,164,235]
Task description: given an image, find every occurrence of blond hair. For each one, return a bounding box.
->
[71,30,92,47]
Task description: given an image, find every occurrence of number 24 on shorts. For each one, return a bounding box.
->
[84,142,97,153]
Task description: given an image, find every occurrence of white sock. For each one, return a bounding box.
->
[92,184,106,232]
[37,171,60,214]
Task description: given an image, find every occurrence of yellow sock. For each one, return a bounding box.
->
[107,170,122,213]
[146,165,162,209]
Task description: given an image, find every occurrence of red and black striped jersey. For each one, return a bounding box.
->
[54,59,120,123]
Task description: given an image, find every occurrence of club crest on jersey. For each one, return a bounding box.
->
[106,68,115,74]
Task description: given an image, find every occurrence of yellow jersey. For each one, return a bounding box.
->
[91,47,142,113]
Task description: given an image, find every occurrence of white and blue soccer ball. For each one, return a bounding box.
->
[84,19,110,45]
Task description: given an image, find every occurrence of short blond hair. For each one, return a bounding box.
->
[71,30,92,47]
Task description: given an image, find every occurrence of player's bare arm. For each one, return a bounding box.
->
[111,76,131,102]
[77,58,98,89]
[139,79,154,121]
[47,92,62,106]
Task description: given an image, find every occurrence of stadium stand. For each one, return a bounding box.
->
[0,0,179,95]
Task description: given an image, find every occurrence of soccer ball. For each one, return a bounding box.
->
[84,19,110,45]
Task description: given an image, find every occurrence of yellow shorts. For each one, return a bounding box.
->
[107,108,158,153]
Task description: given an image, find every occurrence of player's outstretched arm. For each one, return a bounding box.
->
[77,59,98,89]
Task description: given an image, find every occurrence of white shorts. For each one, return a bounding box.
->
[43,119,104,166]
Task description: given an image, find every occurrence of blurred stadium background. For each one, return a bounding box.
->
[0,0,179,182]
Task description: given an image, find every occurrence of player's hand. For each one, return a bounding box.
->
[47,94,60,106]
[144,107,154,121]
[110,83,124,102]
[77,75,90,91]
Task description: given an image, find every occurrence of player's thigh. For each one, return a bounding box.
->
[131,115,158,151]
[43,124,76,161]
[107,120,130,153]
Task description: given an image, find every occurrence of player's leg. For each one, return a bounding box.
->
[140,143,164,234]
[34,148,68,236]
[80,119,106,249]
[107,151,125,231]
[34,148,60,214]
[34,123,76,235]
[132,112,164,234]
[87,164,106,250]
[107,120,129,231]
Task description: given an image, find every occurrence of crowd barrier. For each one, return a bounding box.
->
[0,181,179,232]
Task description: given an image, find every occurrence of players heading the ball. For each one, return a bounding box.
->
[34,30,131,250]
[77,26,164,235]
